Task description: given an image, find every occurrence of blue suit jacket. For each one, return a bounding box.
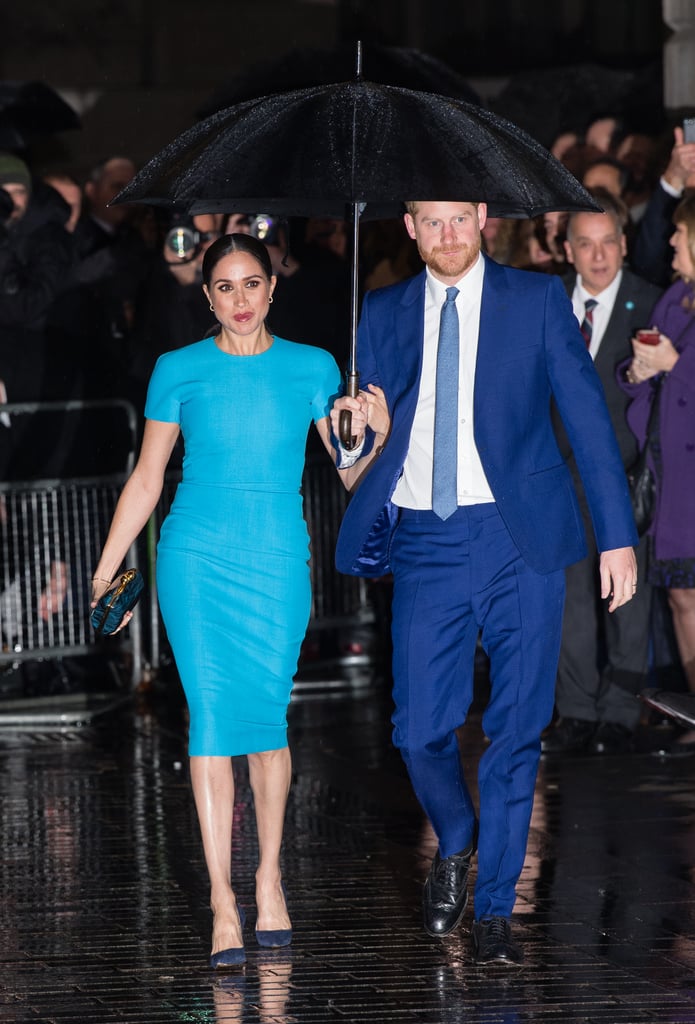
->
[336,256,638,577]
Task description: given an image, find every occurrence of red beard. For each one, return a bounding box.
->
[421,239,481,280]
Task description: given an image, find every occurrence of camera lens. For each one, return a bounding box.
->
[248,212,278,242]
[166,225,198,259]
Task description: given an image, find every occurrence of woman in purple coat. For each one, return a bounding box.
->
[620,193,695,751]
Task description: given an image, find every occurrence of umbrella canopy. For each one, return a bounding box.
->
[0,80,81,149]
[114,79,599,221]
[198,41,481,117]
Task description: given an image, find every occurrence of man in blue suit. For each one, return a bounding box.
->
[331,201,638,965]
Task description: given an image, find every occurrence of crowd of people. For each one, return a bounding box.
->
[0,153,352,477]
[3,103,695,968]
[2,113,692,428]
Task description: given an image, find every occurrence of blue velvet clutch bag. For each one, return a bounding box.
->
[91,568,144,636]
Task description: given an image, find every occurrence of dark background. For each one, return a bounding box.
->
[0,0,667,174]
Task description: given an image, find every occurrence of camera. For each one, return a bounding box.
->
[163,211,217,261]
[248,214,282,247]
[165,224,202,260]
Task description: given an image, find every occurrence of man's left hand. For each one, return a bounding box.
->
[599,546,638,613]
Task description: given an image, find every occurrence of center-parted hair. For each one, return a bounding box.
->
[202,232,273,288]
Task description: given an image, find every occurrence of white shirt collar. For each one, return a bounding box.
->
[576,267,623,310]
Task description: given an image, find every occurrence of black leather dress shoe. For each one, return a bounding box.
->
[471,916,523,965]
[591,720,633,755]
[541,717,596,754]
[423,835,477,937]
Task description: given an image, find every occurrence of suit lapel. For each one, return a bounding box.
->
[391,270,426,403]
[475,256,513,391]
[594,273,631,376]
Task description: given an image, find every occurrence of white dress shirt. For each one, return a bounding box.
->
[571,269,623,361]
[392,254,494,509]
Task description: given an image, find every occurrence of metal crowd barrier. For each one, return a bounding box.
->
[0,401,376,723]
[0,399,141,725]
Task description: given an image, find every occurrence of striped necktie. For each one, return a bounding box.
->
[580,298,598,348]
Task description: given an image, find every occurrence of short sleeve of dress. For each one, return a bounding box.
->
[144,352,182,424]
[310,349,342,423]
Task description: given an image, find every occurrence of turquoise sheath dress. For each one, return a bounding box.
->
[145,336,341,756]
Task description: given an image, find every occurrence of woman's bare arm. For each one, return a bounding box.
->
[91,419,180,598]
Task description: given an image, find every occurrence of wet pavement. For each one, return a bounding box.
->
[2,656,695,1024]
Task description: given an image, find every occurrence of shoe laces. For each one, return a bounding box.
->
[435,852,469,884]
[481,916,509,941]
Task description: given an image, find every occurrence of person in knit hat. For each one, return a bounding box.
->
[0,153,32,226]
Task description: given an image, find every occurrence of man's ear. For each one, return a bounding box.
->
[476,202,488,231]
[564,240,575,265]
[404,213,416,240]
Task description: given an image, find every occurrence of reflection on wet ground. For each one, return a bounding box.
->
[1,661,695,1023]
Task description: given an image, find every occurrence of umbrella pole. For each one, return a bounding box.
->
[337,39,361,448]
[337,201,362,450]
[339,201,361,449]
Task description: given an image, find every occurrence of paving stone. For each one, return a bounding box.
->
[1,672,695,1023]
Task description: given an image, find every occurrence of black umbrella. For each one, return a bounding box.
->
[114,79,597,220]
[0,80,81,149]
[114,58,599,443]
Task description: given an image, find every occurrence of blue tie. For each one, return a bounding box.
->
[432,285,460,520]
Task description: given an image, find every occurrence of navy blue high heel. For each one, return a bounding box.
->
[210,905,246,969]
[256,883,292,948]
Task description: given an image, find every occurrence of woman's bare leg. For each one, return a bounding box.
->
[667,588,695,743]
[248,746,292,931]
[669,587,695,690]
[189,755,243,954]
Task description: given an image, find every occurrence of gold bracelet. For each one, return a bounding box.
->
[91,576,113,585]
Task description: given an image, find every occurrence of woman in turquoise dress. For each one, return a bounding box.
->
[90,232,391,968]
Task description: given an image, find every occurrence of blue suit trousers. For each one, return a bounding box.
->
[390,503,565,919]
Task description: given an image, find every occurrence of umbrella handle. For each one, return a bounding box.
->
[339,371,360,450]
